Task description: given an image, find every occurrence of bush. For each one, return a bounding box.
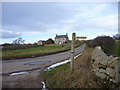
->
[88,36,116,54]
[46,38,54,44]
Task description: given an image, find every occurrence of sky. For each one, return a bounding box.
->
[1,1,118,44]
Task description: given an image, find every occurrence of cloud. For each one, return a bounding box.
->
[90,14,118,30]
[78,4,107,18]
[56,14,117,34]
[1,2,118,41]
[1,30,22,38]
[57,4,117,33]
[61,4,107,24]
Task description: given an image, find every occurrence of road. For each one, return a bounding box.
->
[2,43,86,88]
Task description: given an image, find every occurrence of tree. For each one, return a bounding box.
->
[13,37,25,44]
[113,34,120,40]
[46,38,54,44]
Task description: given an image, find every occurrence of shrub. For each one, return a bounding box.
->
[89,36,116,54]
[46,38,54,44]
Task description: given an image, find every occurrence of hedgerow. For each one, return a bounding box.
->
[88,36,116,54]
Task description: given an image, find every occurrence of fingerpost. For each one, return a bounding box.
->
[70,33,76,72]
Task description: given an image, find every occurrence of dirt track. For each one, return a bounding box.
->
[2,43,86,88]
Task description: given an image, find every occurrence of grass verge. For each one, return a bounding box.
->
[44,47,116,88]
[113,40,120,56]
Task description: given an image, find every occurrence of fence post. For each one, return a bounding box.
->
[70,33,76,72]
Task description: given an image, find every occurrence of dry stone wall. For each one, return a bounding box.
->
[91,46,120,83]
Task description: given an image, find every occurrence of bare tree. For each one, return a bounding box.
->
[113,34,120,40]
[13,37,25,44]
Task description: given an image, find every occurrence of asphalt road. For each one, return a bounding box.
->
[2,43,86,88]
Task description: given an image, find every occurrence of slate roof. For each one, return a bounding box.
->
[55,35,68,39]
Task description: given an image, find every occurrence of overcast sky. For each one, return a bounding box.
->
[1,2,118,44]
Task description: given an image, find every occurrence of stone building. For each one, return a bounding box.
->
[37,40,46,45]
[55,34,69,44]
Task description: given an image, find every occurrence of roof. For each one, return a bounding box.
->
[55,35,68,39]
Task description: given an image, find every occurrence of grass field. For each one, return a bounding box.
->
[2,46,70,60]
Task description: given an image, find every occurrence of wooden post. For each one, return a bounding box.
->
[70,33,76,72]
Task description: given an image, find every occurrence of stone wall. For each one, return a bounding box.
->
[91,46,120,83]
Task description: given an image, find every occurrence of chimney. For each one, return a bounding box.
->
[56,34,57,36]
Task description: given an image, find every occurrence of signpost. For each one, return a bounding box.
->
[76,36,87,40]
[70,33,86,72]
[70,33,76,72]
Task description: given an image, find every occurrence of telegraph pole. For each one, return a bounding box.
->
[70,33,76,72]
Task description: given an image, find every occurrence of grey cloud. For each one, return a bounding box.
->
[2,2,80,35]
[2,2,117,39]
[2,2,77,25]
[1,30,22,38]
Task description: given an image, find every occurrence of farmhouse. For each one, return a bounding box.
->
[55,34,69,44]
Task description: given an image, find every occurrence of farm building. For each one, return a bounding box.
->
[55,34,69,44]
[37,40,46,45]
